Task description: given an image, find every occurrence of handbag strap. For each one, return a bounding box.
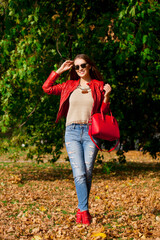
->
[101,108,113,122]
[89,132,120,152]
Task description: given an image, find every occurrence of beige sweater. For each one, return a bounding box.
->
[66,87,94,126]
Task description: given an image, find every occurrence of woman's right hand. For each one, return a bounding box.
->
[56,60,74,75]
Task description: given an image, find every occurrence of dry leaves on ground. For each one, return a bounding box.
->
[0,151,160,240]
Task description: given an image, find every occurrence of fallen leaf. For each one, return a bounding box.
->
[33,236,42,240]
[39,206,47,212]
[56,207,61,212]
[92,232,107,239]
[95,196,100,199]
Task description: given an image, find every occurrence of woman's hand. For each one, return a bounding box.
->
[103,84,112,103]
[56,60,74,75]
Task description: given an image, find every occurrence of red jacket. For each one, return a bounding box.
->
[42,71,110,123]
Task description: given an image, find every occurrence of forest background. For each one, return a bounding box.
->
[0,0,160,162]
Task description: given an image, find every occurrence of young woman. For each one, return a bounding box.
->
[42,54,112,225]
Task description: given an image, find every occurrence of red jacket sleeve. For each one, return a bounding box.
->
[100,82,110,114]
[101,101,110,114]
[42,71,65,95]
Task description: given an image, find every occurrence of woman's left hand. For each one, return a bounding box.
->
[103,84,112,103]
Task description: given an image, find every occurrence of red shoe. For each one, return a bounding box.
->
[81,210,92,225]
[76,209,82,223]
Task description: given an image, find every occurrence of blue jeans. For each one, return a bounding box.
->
[65,124,99,211]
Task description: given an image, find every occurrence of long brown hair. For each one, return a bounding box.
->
[69,54,103,81]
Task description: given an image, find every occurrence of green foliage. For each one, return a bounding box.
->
[112,0,160,158]
[0,0,159,161]
[96,153,104,164]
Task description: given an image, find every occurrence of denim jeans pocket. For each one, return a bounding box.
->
[66,124,75,131]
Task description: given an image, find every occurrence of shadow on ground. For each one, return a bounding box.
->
[10,161,160,183]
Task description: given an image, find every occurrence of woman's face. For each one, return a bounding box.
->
[74,58,91,79]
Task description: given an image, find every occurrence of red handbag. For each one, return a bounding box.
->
[88,110,120,152]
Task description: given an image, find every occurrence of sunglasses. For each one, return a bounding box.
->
[74,63,88,70]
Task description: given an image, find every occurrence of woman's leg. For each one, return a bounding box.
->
[65,124,99,211]
[82,125,99,196]
[65,124,89,211]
